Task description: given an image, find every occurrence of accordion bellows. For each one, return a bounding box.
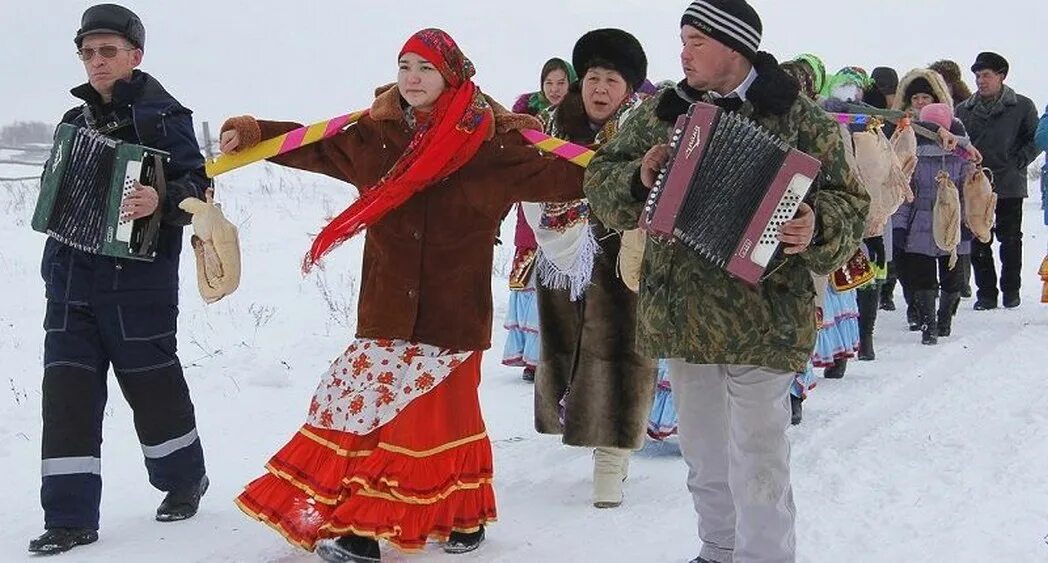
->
[640,102,822,286]
[32,124,168,261]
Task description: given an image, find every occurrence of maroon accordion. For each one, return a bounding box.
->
[639,102,822,286]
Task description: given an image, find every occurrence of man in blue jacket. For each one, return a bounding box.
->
[956,52,1039,309]
[29,4,210,555]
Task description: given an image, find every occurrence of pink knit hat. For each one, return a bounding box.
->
[919,103,954,130]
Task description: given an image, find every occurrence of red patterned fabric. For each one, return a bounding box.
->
[304,29,493,271]
[236,352,496,552]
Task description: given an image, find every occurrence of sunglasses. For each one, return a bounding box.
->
[77,46,136,61]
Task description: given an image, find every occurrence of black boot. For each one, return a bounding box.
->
[444,526,485,554]
[856,288,879,361]
[959,255,973,298]
[156,475,209,522]
[916,290,938,345]
[937,291,961,337]
[28,528,98,555]
[521,366,535,382]
[790,395,803,425]
[880,262,897,311]
[316,535,381,562]
[823,358,847,379]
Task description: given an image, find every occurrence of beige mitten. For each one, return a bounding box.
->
[617,229,647,293]
[933,171,962,269]
[962,167,997,244]
[179,188,241,303]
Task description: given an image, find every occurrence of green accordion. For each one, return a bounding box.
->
[32,123,168,261]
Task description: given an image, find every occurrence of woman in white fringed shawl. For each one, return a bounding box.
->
[524,28,657,510]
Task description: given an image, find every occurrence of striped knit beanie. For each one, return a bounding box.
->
[681,0,762,62]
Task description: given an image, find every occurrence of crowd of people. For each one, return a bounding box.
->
[29,1,1045,562]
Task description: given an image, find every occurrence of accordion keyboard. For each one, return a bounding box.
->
[116,160,143,243]
[749,173,810,268]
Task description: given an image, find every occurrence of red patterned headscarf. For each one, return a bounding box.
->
[304,28,493,272]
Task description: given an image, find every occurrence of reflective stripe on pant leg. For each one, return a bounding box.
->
[41,301,109,530]
[101,303,205,492]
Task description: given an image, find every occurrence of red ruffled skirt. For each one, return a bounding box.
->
[235,352,496,552]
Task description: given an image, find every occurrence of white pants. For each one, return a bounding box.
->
[668,361,796,563]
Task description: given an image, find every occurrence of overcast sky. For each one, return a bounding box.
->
[2,0,1045,130]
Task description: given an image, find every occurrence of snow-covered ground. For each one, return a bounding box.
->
[1,164,1047,563]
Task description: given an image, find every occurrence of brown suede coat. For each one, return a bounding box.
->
[223,86,585,351]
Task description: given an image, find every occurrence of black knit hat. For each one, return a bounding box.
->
[75,4,145,49]
[971,52,1009,76]
[572,29,648,90]
[904,77,938,102]
[871,67,899,96]
[681,0,762,62]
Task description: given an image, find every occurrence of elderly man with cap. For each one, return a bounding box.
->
[585,1,868,561]
[956,52,1040,310]
[29,3,210,555]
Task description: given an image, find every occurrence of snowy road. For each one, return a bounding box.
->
[1,167,1046,562]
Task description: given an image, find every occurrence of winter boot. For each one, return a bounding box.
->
[592,447,630,508]
[790,395,803,425]
[916,290,938,345]
[316,535,381,562]
[856,288,879,361]
[880,264,897,311]
[959,255,973,298]
[443,526,485,554]
[28,528,98,555]
[156,474,209,522]
[937,291,961,337]
[1003,292,1021,309]
[822,358,847,379]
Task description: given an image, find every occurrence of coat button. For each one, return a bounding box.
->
[407,289,417,298]
[412,231,421,240]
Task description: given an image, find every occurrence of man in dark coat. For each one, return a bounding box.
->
[29,4,210,555]
[956,52,1040,309]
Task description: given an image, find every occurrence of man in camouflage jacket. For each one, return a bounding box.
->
[584,1,868,561]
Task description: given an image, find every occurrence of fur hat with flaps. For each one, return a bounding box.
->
[572,29,648,89]
[928,60,972,105]
[893,68,953,112]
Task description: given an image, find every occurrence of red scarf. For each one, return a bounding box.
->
[304,29,493,272]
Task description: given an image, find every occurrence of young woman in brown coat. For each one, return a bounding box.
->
[219,28,584,562]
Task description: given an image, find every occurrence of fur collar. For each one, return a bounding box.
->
[655,52,799,124]
[369,83,541,138]
[893,68,954,112]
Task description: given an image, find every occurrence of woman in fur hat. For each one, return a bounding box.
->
[891,69,979,344]
[928,59,974,107]
[890,68,961,332]
[503,58,577,382]
[218,28,585,562]
[524,28,656,509]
